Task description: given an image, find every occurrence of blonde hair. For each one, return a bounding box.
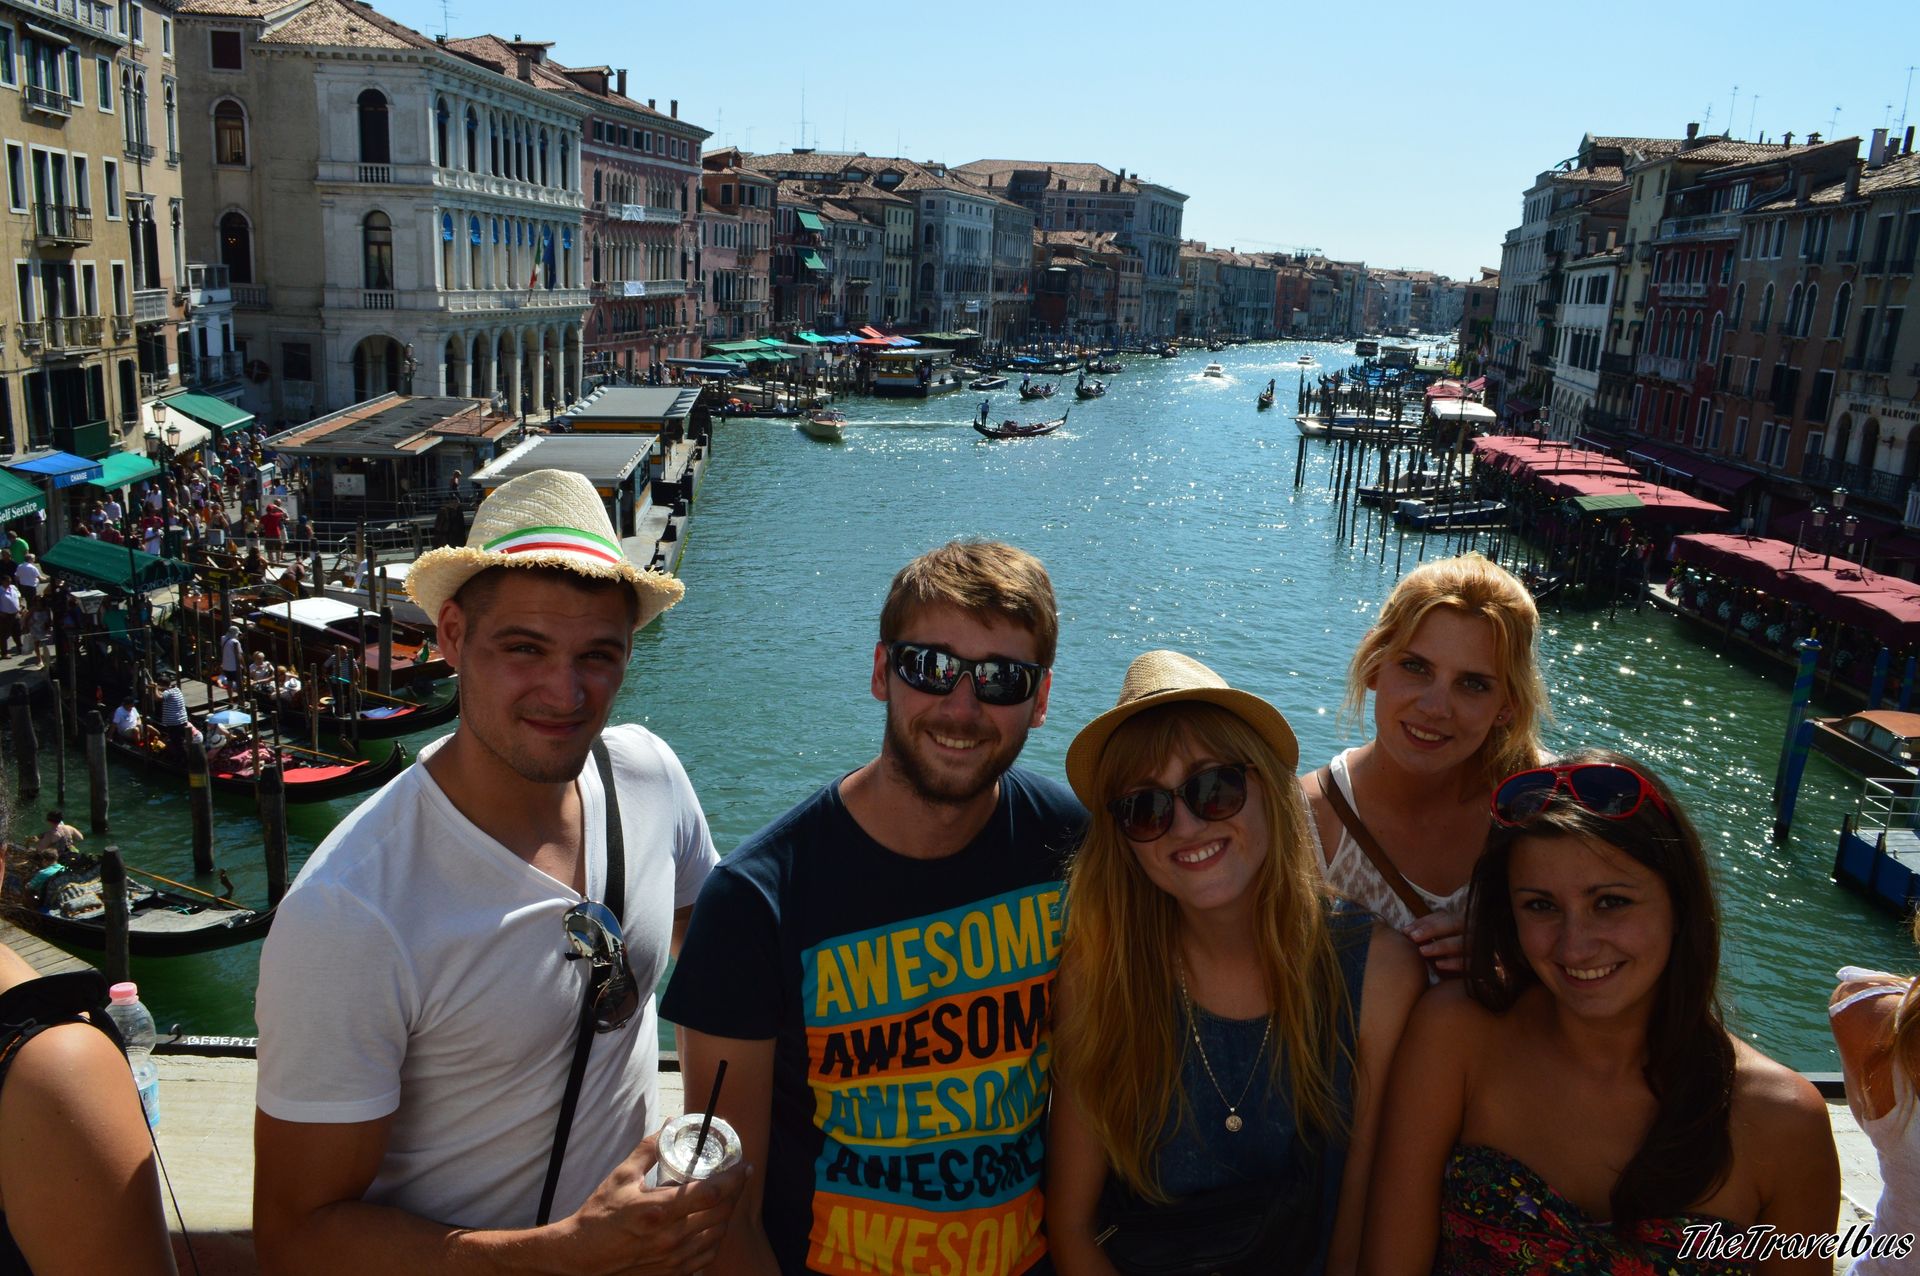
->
[879,541,1058,666]
[1054,702,1353,1201]
[1344,552,1547,790]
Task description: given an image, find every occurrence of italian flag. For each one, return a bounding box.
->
[484,524,623,565]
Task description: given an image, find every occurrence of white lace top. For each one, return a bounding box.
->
[1309,749,1469,932]
[1832,968,1920,1276]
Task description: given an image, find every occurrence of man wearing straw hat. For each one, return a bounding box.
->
[254,469,745,1270]
[665,540,1085,1276]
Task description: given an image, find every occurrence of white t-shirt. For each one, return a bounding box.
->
[111,705,141,735]
[255,724,717,1228]
[13,561,40,592]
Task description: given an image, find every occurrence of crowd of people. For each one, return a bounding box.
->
[4,466,1915,1275]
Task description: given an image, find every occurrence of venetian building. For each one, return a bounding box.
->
[175,0,588,422]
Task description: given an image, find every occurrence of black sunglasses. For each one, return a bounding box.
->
[1491,763,1672,828]
[1107,763,1254,842]
[887,641,1046,707]
[563,900,640,1034]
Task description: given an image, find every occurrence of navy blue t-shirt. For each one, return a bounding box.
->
[662,767,1086,1276]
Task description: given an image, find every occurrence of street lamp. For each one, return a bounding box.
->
[1790,505,1827,570]
[1824,488,1849,569]
[147,396,169,459]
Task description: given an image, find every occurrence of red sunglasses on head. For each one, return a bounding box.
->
[1491,762,1672,828]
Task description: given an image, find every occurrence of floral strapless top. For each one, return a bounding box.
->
[1438,1144,1753,1275]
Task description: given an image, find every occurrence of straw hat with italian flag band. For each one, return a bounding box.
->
[405,468,684,630]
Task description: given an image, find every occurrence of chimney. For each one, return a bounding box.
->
[616,69,627,97]
[515,53,531,82]
[648,98,656,110]
[1869,128,1888,168]
[1686,121,1699,141]
[1845,159,1863,201]
[1783,131,1794,147]
[670,99,678,118]
[1807,132,1822,145]
[1796,173,1812,204]
[1908,125,1917,155]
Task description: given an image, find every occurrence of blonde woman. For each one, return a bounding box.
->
[1306,552,1547,973]
[1049,652,1424,1276]
[1831,921,1920,1274]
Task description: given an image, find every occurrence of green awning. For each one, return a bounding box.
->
[1570,493,1645,514]
[800,250,828,272]
[84,453,163,492]
[795,331,832,344]
[794,211,825,232]
[162,392,255,437]
[0,468,45,522]
[43,535,194,590]
[709,340,768,354]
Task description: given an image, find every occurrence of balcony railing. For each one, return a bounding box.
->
[190,351,246,385]
[232,283,267,310]
[612,204,683,225]
[139,372,166,398]
[1893,256,1918,276]
[22,83,72,116]
[111,315,132,340]
[358,164,393,184]
[362,289,396,310]
[124,140,154,162]
[1528,349,1553,368]
[22,0,121,39]
[1864,257,1888,275]
[31,202,91,245]
[1658,211,1740,241]
[132,288,168,323]
[20,315,105,353]
[1837,245,1860,263]
[185,264,231,304]
[1635,352,1696,384]
[1662,281,1708,299]
[167,149,181,168]
[1599,351,1635,377]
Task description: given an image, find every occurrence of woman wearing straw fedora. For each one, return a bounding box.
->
[1048,651,1426,1276]
[254,470,746,1272]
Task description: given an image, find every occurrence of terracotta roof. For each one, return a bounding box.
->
[177,0,302,14]
[1037,228,1122,250]
[254,0,437,50]
[740,150,876,177]
[1810,152,1920,204]
[954,159,1141,194]
[444,34,704,132]
[1586,136,1689,160]
[1667,140,1798,167]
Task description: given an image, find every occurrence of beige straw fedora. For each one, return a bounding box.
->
[405,468,684,630]
[1065,650,1300,808]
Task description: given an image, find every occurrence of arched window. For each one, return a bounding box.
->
[538,129,550,186]
[164,81,177,161]
[357,89,391,165]
[362,212,393,289]
[592,168,602,202]
[1688,313,1703,361]
[465,106,479,173]
[490,111,501,175]
[1784,284,1802,334]
[213,98,247,166]
[219,210,253,283]
[559,136,571,191]
[1708,311,1725,364]
[434,97,450,166]
[1757,283,1774,330]
[1730,283,1745,327]
[1831,282,1853,339]
[468,215,482,286]
[1799,284,1818,337]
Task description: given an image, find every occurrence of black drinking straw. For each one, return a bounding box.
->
[689,1059,728,1176]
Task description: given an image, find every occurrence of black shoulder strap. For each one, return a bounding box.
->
[537,738,624,1226]
[1314,764,1431,921]
[0,972,119,1081]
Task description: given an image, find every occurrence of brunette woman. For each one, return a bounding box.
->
[1364,749,1838,1274]
[1050,651,1425,1276]
[1306,552,1547,972]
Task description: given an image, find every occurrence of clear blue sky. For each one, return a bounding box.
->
[385,0,1916,279]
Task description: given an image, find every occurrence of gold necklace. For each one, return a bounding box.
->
[1175,960,1271,1133]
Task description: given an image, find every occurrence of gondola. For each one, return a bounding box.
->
[272,679,460,743]
[248,597,450,689]
[975,410,1069,440]
[1074,379,1108,400]
[1018,382,1055,401]
[1157,344,1180,358]
[4,856,272,958]
[1089,359,1124,374]
[108,732,408,803]
[1256,390,1275,410]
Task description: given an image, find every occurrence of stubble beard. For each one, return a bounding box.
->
[881,700,1029,808]
[460,685,600,786]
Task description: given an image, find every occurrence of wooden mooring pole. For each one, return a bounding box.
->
[260,764,289,907]
[83,710,108,835]
[9,684,38,801]
[188,736,215,876]
[101,846,129,987]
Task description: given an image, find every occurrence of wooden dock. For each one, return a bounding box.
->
[0,914,92,976]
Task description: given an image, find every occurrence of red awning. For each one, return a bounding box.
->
[859,326,887,339]
[1538,473,1728,521]
[1471,437,1638,479]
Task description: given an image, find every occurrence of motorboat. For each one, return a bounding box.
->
[797,409,846,441]
[975,410,1069,439]
[1296,354,1316,366]
[1812,710,1920,782]
[970,375,1008,390]
[1202,363,1226,378]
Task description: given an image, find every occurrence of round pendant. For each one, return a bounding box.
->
[1224,1113,1243,1133]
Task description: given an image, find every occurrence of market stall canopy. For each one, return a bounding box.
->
[1536,473,1728,522]
[7,451,102,489]
[0,468,46,521]
[161,392,256,439]
[42,536,193,589]
[1671,534,1819,589]
[1672,534,1920,646]
[1471,437,1636,479]
[1428,400,1497,426]
[83,453,163,493]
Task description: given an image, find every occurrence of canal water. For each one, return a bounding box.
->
[98,339,1913,1070]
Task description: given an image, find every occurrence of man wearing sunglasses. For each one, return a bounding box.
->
[665,541,1086,1276]
[253,471,745,1274]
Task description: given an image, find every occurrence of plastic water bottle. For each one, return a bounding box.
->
[104,982,160,1128]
